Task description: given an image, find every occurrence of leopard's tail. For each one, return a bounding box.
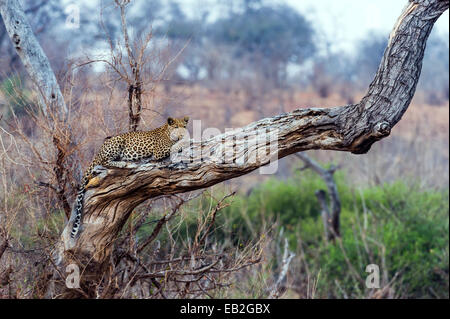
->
[71,164,94,238]
[70,181,86,238]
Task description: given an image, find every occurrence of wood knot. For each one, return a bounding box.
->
[12,33,20,48]
[86,176,102,189]
[372,121,391,138]
[85,166,108,189]
[350,121,392,154]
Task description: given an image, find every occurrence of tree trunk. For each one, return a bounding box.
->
[0,0,67,119]
[2,0,448,297]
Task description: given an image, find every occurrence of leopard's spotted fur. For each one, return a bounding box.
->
[71,116,189,238]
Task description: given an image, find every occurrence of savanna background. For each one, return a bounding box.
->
[0,0,448,298]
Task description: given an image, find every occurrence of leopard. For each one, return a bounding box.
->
[70,116,189,238]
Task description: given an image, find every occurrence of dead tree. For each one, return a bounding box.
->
[1,0,448,298]
[295,153,341,242]
[0,0,74,219]
[115,0,143,132]
[0,0,67,118]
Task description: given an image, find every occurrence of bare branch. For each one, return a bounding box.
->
[268,237,295,299]
[136,197,185,253]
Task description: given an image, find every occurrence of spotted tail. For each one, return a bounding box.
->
[70,177,89,238]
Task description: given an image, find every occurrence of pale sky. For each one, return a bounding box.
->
[285,0,449,53]
[68,0,449,63]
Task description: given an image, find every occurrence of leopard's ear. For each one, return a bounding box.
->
[167,117,175,125]
[183,116,189,123]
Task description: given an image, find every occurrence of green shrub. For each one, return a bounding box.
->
[309,183,449,298]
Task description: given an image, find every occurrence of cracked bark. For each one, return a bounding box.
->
[1,0,448,297]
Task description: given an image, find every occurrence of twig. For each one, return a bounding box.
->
[136,198,185,253]
[268,237,295,298]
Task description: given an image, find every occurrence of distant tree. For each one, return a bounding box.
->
[156,0,211,44]
[355,32,388,88]
[210,4,316,87]
[162,1,202,40]
[418,33,449,104]
[308,53,358,102]
[94,0,164,46]
[356,30,449,104]
[128,0,163,33]
[154,1,207,84]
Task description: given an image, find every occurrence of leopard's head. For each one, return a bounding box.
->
[167,116,189,142]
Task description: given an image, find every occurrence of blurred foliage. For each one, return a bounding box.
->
[354,31,449,103]
[157,1,203,41]
[210,5,316,63]
[311,181,449,298]
[418,33,450,104]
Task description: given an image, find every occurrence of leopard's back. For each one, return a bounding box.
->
[120,130,160,161]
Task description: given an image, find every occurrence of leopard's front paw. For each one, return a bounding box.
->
[86,176,102,189]
[85,165,107,188]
